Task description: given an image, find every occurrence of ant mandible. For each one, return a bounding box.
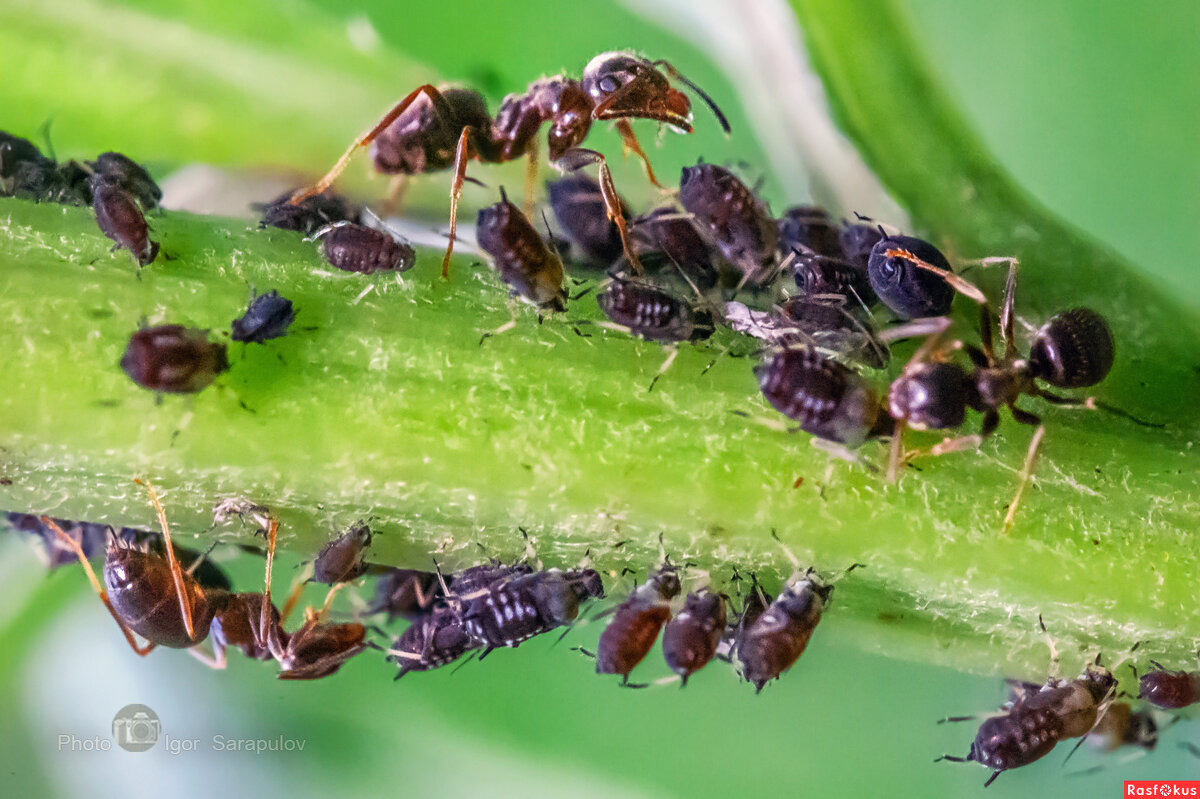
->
[288,52,731,278]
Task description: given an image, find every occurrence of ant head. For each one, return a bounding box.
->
[1081,662,1117,701]
[584,52,692,133]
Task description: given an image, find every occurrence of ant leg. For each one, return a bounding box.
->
[614,120,668,190]
[43,518,158,656]
[379,175,409,218]
[555,148,643,275]
[998,258,1019,357]
[442,126,479,278]
[1004,424,1046,534]
[278,566,313,626]
[290,84,448,204]
[135,479,196,641]
[886,419,906,484]
[523,139,538,218]
[810,437,879,472]
[186,645,227,670]
[1034,389,1164,429]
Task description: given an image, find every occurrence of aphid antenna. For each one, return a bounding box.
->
[1179,742,1200,759]
[360,206,415,246]
[449,650,479,675]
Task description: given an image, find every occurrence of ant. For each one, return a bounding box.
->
[886,259,1125,530]
[288,52,730,278]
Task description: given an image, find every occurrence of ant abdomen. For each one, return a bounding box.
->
[106,548,221,648]
[1028,308,1115,389]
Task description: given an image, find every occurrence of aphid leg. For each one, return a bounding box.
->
[768,528,803,573]
[479,299,520,345]
[997,258,1019,356]
[810,437,879,472]
[186,645,227,670]
[43,518,157,657]
[442,126,480,278]
[1038,613,1061,678]
[135,478,196,641]
[1034,389,1164,429]
[1003,422,1045,534]
[933,754,971,763]
[1182,742,1200,759]
[614,120,668,190]
[648,345,679,392]
[523,139,538,218]
[289,84,449,204]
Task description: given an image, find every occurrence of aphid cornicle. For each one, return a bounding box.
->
[93,176,158,266]
[476,188,568,312]
[597,279,715,343]
[776,205,844,260]
[231,290,296,344]
[867,233,955,318]
[678,163,777,288]
[661,587,727,686]
[120,324,229,394]
[317,222,416,274]
[1138,663,1200,709]
[461,568,605,657]
[595,564,681,683]
[388,605,476,678]
[756,346,891,448]
[736,571,833,693]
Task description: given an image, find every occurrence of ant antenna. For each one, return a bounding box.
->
[648,59,731,135]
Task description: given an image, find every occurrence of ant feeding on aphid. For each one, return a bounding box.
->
[477,187,568,317]
[257,188,358,235]
[661,585,727,687]
[120,324,229,394]
[311,221,416,274]
[937,619,1120,787]
[678,162,777,290]
[231,290,296,344]
[733,533,856,693]
[288,52,730,277]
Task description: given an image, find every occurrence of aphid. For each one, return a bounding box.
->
[88,151,162,210]
[315,221,416,274]
[5,513,109,570]
[93,176,158,266]
[1137,662,1199,709]
[460,567,605,657]
[776,205,844,260]
[367,568,438,622]
[546,173,627,266]
[595,563,681,683]
[939,665,1118,787]
[388,605,477,678]
[787,251,875,307]
[627,207,720,290]
[755,346,891,449]
[258,188,357,235]
[1087,702,1158,753]
[476,188,568,312]
[231,290,296,344]
[661,587,726,686]
[735,561,836,693]
[776,296,888,369]
[288,52,730,276]
[838,222,883,272]
[0,131,47,182]
[730,575,771,656]
[678,163,777,288]
[120,324,229,394]
[867,233,957,318]
[310,523,374,585]
[597,278,715,343]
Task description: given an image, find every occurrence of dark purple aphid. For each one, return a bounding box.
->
[867,234,955,318]
[88,152,162,210]
[318,222,416,274]
[595,564,681,683]
[627,207,720,289]
[477,189,568,312]
[461,568,604,657]
[231,290,296,344]
[5,513,109,570]
[388,605,476,678]
[661,587,726,685]
[777,205,844,260]
[838,222,883,272]
[942,667,1117,787]
[447,560,535,596]
[1138,664,1199,709]
[367,568,439,621]
[679,163,777,288]
[789,252,875,306]
[547,174,627,266]
[776,296,887,369]
[310,524,373,585]
[756,346,890,447]
[120,324,229,394]
[93,177,158,266]
[258,188,357,235]
[598,279,714,343]
[736,572,832,692]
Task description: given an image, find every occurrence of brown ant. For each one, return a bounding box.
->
[288,52,730,278]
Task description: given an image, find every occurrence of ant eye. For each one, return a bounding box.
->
[598,75,622,94]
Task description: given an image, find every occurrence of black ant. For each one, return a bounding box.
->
[288,52,730,277]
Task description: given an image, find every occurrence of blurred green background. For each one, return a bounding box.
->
[1,0,1197,796]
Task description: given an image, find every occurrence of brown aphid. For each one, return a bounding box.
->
[626,207,720,290]
[661,587,726,686]
[736,570,833,693]
[476,188,568,312]
[776,205,844,260]
[288,52,730,276]
[120,324,229,394]
[595,564,681,683]
[597,278,715,343]
[93,177,158,266]
[316,222,415,274]
[678,163,776,288]
[368,568,438,622]
[310,523,374,585]
[1138,662,1200,709]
